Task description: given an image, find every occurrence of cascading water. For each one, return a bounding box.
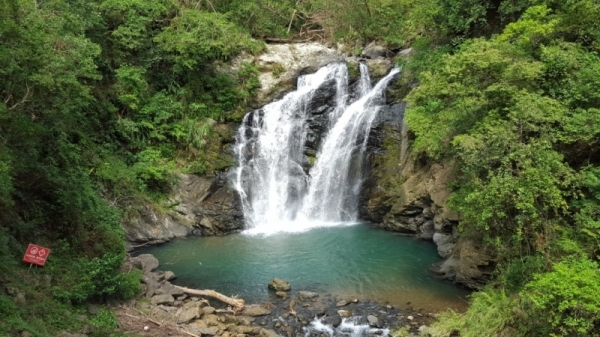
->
[233,63,400,234]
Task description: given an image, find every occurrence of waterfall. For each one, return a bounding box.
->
[233,63,399,234]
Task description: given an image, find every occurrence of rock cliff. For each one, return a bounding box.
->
[122,172,243,247]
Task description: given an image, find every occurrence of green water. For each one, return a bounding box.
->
[137,224,470,311]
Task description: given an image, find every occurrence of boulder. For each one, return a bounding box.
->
[337,310,352,318]
[177,305,200,324]
[151,294,174,305]
[367,315,379,327]
[131,254,159,273]
[243,306,272,317]
[397,48,413,57]
[298,291,318,300]
[164,271,176,281]
[362,43,390,59]
[268,278,291,291]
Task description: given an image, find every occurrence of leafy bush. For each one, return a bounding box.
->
[521,257,600,336]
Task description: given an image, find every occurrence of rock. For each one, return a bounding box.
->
[131,254,159,272]
[337,310,352,318]
[419,325,428,334]
[397,48,413,57]
[260,328,280,337]
[177,305,200,324]
[268,278,291,291]
[159,282,185,296]
[151,294,174,305]
[367,315,379,327]
[431,238,494,289]
[362,43,390,59]
[324,315,342,328]
[336,300,349,307]
[276,291,287,298]
[433,233,452,246]
[243,306,272,317]
[298,291,318,300]
[407,316,414,320]
[236,43,345,105]
[20,331,33,337]
[366,59,393,78]
[437,242,455,258]
[122,172,243,244]
[164,271,176,281]
[203,306,216,315]
[194,327,218,335]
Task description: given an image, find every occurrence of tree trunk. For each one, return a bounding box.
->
[174,286,245,312]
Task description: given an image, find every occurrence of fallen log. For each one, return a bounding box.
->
[174,286,245,312]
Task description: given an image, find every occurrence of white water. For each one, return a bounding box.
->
[304,317,390,337]
[233,63,400,235]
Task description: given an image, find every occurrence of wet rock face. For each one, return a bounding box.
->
[122,172,243,246]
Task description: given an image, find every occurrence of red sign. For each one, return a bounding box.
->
[22,244,51,266]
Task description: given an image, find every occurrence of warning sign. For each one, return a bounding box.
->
[22,244,51,266]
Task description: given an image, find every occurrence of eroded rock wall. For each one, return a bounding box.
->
[362,107,494,290]
[122,172,243,247]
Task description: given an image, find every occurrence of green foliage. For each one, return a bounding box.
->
[54,254,141,303]
[90,307,119,330]
[521,257,600,336]
[427,289,520,337]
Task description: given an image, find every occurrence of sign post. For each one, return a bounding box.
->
[22,244,51,267]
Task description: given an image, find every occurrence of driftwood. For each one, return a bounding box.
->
[174,286,245,312]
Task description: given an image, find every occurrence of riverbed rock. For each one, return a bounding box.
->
[132,254,159,272]
[367,315,379,327]
[243,306,272,317]
[164,271,176,281]
[151,294,174,306]
[298,291,319,300]
[177,305,200,324]
[268,278,291,291]
[337,310,352,318]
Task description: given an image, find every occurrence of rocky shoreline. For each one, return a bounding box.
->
[122,254,439,337]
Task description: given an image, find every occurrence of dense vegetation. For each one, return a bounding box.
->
[1,0,598,336]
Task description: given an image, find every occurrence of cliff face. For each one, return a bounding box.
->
[361,107,494,289]
[122,172,244,248]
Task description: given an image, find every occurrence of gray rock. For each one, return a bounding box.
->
[159,282,184,296]
[132,254,159,272]
[260,329,280,337]
[164,270,176,281]
[177,306,200,324]
[336,300,349,307]
[362,43,390,59]
[298,291,318,300]
[367,315,378,327]
[433,233,452,246]
[203,306,216,315]
[337,310,352,318]
[437,242,455,259]
[20,332,33,337]
[243,306,272,317]
[151,294,174,305]
[324,315,342,328]
[235,43,345,105]
[268,278,291,291]
[194,327,218,335]
[397,48,413,57]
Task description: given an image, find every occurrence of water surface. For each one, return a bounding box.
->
[138,224,469,312]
